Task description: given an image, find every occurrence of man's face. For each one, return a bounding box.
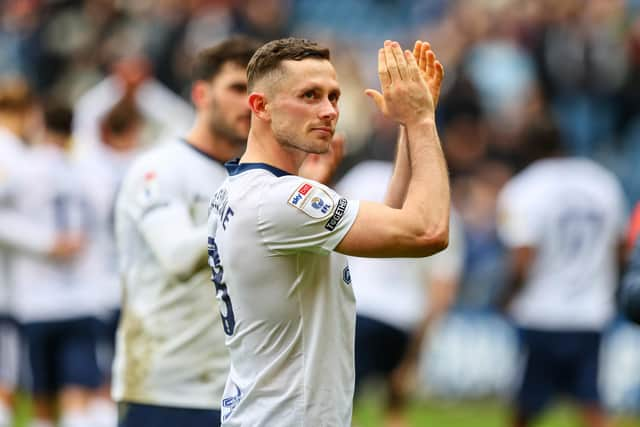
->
[268,59,340,154]
[201,62,251,145]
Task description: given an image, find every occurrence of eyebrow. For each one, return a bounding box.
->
[297,84,341,96]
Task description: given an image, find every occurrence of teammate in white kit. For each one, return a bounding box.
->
[496,116,627,427]
[337,160,464,427]
[11,101,98,427]
[0,80,83,427]
[112,37,260,427]
[75,96,143,426]
[208,38,450,426]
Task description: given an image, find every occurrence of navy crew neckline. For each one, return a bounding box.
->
[224,158,291,177]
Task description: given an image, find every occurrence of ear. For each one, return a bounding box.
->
[248,92,270,121]
[191,81,209,109]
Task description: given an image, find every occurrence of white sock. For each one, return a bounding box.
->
[59,411,91,427]
[31,419,54,427]
[0,403,11,427]
[88,398,118,427]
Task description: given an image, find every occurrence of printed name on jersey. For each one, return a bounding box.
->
[325,198,348,231]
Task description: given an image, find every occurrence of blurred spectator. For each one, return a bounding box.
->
[73,53,194,155]
[619,201,640,325]
[496,116,627,427]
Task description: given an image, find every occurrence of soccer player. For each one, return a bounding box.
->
[75,96,143,427]
[338,160,464,427]
[112,37,261,427]
[207,38,449,426]
[496,116,627,427]
[0,80,83,427]
[10,101,97,427]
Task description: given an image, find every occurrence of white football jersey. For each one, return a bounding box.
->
[337,161,464,332]
[112,140,228,409]
[9,144,96,322]
[497,157,627,330]
[208,161,359,426]
[75,144,138,314]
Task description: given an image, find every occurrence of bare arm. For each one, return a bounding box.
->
[336,40,449,258]
[384,126,410,208]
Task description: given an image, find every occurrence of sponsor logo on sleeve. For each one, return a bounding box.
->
[288,183,313,207]
[288,182,335,219]
[325,198,348,231]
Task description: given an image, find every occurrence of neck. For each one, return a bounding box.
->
[241,124,307,174]
[0,115,24,140]
[185,118,243,163]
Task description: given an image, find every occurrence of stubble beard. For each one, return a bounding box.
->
[272,125,329,155]
[208,114,247,147]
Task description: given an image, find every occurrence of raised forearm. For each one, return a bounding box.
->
[384,126,411,208]
[403,119,450,249]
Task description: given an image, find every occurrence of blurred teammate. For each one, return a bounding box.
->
[207,38,449,426]
[496,116,627,427]
[0,80,82,427]
[112,37,260,427]
[338,160,464,427]
[11,101,96,427]
[75,96,143,426]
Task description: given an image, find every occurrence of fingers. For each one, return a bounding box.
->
[377,48,391,89]
[427,50,436,80]
[435,60,444,85]
[364,89,385,112]
[390,42,408,79]
[383,40,401,82]
[418,41,431,74]
[404,50,421,81]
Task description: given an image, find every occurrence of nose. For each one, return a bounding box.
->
[318,98,338,121]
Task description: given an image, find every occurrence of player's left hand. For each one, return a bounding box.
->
[299,133,345,185]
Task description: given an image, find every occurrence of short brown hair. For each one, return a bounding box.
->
[247,38,331,91]
[102,95,143,136]
[0,77,36,113]
[192,36,262,82]
[43,99,73,135]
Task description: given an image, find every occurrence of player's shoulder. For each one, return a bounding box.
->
[126,140,188,179]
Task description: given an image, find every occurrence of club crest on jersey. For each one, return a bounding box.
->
[288,183,334,219]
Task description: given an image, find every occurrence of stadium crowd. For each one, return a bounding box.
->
[2,0,640,426]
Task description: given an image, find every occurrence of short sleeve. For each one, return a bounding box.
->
[496,182,541,248]
[121,158,183,225]
[258,177,360,255]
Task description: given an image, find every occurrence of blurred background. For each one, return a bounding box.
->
[2,0,640,426]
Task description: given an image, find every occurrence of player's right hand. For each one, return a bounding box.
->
[49,234,85,260]
[365,40,444,126]
[413,40,444,107]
